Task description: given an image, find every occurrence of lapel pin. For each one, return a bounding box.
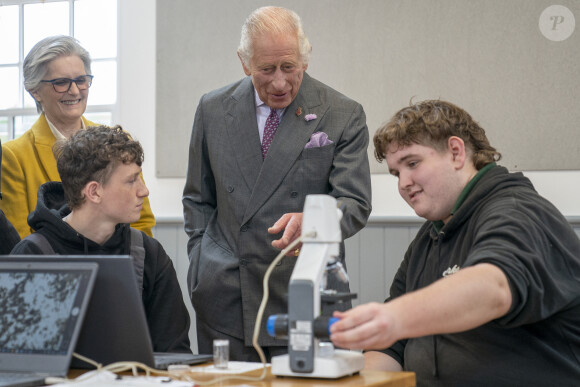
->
[296,107,302,116]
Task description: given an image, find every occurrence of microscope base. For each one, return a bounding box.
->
[271,350,365,379]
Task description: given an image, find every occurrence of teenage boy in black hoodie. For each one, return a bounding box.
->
[11,125,191,354]
[329,100,580,386]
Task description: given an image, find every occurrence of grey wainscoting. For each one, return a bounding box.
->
[154,217,580,354]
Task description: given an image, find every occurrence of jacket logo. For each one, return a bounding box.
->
[442,265,461,277]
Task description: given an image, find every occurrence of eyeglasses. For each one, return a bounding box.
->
[40,75,94,93]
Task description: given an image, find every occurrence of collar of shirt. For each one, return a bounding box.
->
[46,115,86,141]
[254,88,286,142]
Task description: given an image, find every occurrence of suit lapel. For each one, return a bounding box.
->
[224,78,263,192]
[242,74,328,223]
[32,115,97,183]
[32,115,61,182]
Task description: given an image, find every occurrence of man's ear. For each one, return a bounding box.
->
[302,44,312,72]
[448,136,467,169]
[83,181,102,204]
[238,52,251,76]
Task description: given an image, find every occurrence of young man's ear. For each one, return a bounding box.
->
[448,136,467,169]
[83,181,102,204]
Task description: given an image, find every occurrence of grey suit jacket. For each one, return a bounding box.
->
[182,73,371,346]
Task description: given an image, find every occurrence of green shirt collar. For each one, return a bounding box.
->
[432,162,496,232]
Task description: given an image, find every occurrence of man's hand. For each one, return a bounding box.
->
[329,302,400,350]
[268,212,303,256]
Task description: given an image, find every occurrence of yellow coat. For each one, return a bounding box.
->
[0,114,155,238]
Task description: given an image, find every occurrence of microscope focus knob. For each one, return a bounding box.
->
[313,316,340,339]
[267,314,289,339]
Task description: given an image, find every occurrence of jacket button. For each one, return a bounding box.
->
[240,259,247,266]
[290,191,298,198]
[241,225,248,232]
[227,186,234,193]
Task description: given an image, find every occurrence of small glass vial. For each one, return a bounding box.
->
[213,339,229,369]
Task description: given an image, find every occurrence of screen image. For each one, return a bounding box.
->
[0,270,86,355]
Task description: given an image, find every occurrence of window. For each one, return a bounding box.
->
[0,0,117,142]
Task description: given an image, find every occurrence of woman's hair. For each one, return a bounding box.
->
[373,100,501,170]
[23,35,92,113]
[54,125,144,210]
[237,6,311,68]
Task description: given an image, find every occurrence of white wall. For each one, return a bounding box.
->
[117,0,184,221]
[118,0,580,222]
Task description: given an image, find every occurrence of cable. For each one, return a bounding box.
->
[47,235,311,386]
[192,233,309,385]
[250,233,311,373]
[72,352,100,368]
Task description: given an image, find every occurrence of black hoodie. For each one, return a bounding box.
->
[11,181,191,353]
[382,166,580,386]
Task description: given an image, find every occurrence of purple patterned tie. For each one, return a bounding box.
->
[261,108,279,158]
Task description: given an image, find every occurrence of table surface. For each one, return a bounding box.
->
[69,365,416,387]
[196,367,415,386]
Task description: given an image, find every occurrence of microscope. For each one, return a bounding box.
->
[267,195,365,378]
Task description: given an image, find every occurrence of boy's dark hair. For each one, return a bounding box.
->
[374,100,501,170]
[54,125,144,210]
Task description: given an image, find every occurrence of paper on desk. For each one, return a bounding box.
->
[47,370,193,387]
[195,361,268,374]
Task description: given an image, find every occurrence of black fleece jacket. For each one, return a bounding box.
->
[382,166,580,386]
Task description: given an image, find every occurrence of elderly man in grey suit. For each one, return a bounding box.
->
[183,6,372,361]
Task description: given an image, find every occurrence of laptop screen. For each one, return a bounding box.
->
[0,262,98,374]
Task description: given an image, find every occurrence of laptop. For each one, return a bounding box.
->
[0,261,98,387]
[1,255,212,370]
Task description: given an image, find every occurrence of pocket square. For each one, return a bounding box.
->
[305,131,333,149]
